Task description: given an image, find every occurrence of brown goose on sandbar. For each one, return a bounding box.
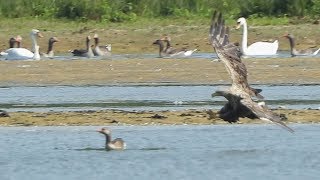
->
[209,11,294,133]
[97,127,126,150]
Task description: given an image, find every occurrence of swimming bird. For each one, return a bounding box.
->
[209,11,293,132]
[0,36,20,56]
[42,37,59,58]
[236,17,278,56]
[92,34,111,57]
[97,127,126,150]
[152,37,197,57]
[283,33,320,57]
[162,35,197,57]
[71,36,94,58]
[1,30,43,60]
[152,39,167,57]
[9,36,18,48]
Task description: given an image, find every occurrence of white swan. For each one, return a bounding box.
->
[2,29,43,60]
[236,17,278,56]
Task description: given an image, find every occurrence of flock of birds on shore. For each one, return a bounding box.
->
[0,16,319,61]
[3,11,320,150]
[0,30,111,60]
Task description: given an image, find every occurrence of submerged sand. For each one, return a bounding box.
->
[1,53,320,126]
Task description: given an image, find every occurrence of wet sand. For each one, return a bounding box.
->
[1,109,319,126]
[1,57,320,126]
[1,57,320,86]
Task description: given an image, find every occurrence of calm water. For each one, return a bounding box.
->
[0,125,319,180]
[2,51,317,61]
[0,85,320,112]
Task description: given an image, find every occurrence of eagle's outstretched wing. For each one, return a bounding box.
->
[210,12,293,133]
[209,11,263,99]
[240,96,294,133]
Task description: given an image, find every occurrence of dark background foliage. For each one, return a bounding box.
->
[0,0,318,22]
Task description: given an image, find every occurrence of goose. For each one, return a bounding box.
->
[152,38,197,58]
[92,34,111,57]
[0,36,20,56]
[1,30,43,60]
[236,17,278,56]
[283,33,320,57]
[162,36,197,57]
[9,36,18,48]
[210,11,293,132]
[152,39,167,57]
[97,127,126,151]
[71,36,94,58]
[42,37,59,58]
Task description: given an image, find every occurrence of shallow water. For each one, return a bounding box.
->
[0,124,319,180]
[0,85,320,112]
[2,51,317,61]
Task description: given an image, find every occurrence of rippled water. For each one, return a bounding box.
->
[0,85,320,112]
[0,125,319,180]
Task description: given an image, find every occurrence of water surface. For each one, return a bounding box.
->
[2,51,315,61]
[0,85,319,112]
[0,125,319,180]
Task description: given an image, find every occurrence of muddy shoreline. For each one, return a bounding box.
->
[0,109,319,127]
[1,57,320,86]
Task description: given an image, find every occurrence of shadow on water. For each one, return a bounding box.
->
[218,149,268,155]
[74,147,167,152]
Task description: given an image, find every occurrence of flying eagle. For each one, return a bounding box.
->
[209,12,294,133]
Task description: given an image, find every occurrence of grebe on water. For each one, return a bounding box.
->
[97,127,126,150]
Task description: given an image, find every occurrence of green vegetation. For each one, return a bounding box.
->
[0,0,319,24]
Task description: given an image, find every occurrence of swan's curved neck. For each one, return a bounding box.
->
[31,35,38,52]
[241,21,248,53]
